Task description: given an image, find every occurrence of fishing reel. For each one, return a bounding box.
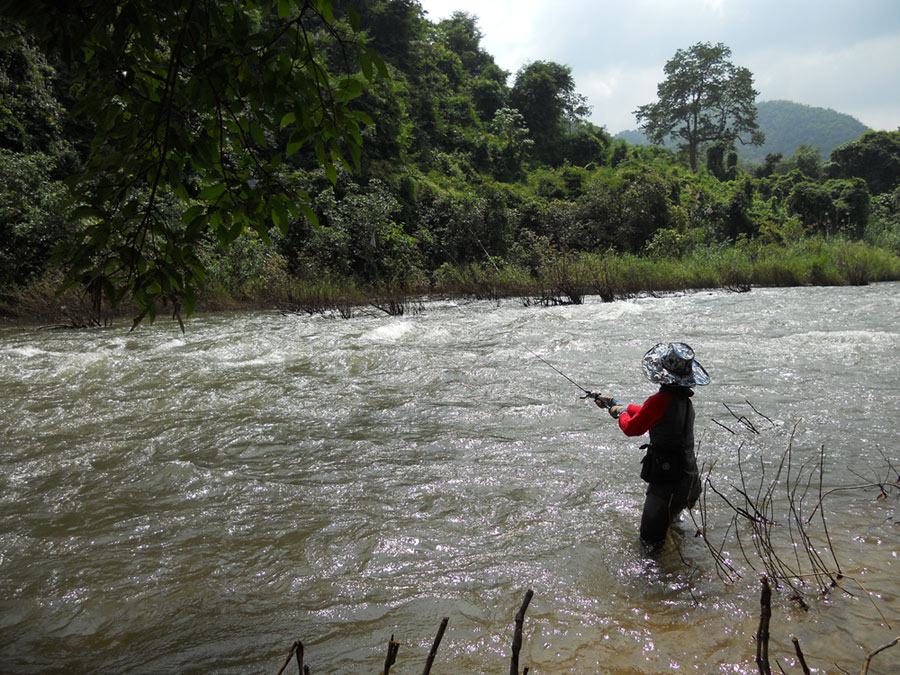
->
[581,391,607,406]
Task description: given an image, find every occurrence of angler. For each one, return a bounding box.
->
[595,342,710,553]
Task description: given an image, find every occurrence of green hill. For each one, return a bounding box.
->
[614,100,870,164]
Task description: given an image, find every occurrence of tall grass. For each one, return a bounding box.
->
[429,237,900,305]
[5,237,899,325]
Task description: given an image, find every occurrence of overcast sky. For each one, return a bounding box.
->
[417,0,900,134]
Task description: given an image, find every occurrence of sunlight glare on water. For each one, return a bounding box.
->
[1,284,898,673]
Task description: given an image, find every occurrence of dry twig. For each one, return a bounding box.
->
[756,575,772,675]
[422,617,449,675]
[510,589,534,675]
[860,635,900,674]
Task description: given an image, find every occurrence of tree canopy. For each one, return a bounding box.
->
[0,0,384,326]
[511,60,590,165]
[1,11,898,326]
[635,42,763,171]
[826,130,900,196]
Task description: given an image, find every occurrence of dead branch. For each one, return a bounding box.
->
[277,640,304,675]
[510,589,534,675]
[383,634,400,675]
[712,418,737,434]
[723,402,759,434]
[422,617,449,675]
[860,635,900,674]
[745,399,777,429]
[756,575,772,675]
[791,636,811,675]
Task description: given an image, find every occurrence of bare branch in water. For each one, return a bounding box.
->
[860,635,900,674]
[423,617,449,675]
[755,575,772,675]
[791,636,811,675]
[383,634,400,675]
[276,640,304,675]
[510,589,534,675]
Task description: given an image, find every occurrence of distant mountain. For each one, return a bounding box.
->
[614,100,870,165]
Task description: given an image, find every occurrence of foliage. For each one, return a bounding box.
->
[483,107,532,181]
[0,0,385,326]
[290,176,425,287]
[618,100,870,168]
[2,10,899,323]
[635,42,764,171]
[0,150,67,289]
[778,143,823,180]
[511,60,591,166]
[0,26,63,155]
[786,177,870,237]
[437,11,493,80]
[826,130,900,195]
[864,187,900,253]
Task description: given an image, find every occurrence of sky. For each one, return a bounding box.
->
[417,0,900,134]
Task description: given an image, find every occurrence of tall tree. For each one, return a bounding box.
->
[635,42,763,172]
[511,60,589,166]
[826,130,900,195]
[438,11,491,78]
[0,0,384,326]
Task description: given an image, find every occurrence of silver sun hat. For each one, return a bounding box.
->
[641,342,710,387]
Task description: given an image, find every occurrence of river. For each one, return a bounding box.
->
[1,284,898,673]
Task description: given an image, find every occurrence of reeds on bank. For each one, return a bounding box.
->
[272,237,900,316]
[4,237,899,324]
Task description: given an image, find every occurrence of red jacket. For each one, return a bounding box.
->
[617,390,672,437]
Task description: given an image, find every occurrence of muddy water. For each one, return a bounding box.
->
[1,284,898,673]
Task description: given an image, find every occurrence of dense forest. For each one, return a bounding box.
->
[1,0,900,325]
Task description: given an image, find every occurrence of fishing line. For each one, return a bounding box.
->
[523,345,605,404]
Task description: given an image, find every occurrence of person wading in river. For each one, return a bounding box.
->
[595,343,710,553]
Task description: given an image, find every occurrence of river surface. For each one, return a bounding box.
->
[1,284,898,673]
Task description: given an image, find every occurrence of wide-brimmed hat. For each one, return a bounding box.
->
[641,342,710,387]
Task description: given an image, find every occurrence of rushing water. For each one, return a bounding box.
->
[1,284,898,673]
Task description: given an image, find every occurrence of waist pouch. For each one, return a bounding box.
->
[639,444,683,484]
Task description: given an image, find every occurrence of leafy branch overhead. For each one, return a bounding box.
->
[635,41,764,172]
[0,0,385,327]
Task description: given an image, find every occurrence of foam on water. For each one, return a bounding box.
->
[0,284,898,672]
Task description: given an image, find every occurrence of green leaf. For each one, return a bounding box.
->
[348,141,361,171]
[270,198,286,230]
[348,6,360,32]
[277,0,290,20]
[280,111,296,130]
[345,119,362,147]
[350,110,374,127]
[299,202,319,228]
[314,138,327,168]
[371,51,389,78]
[359,52,373,81]
[219,221,244,247]
[319,0,334,24]
[181,204,205,225]
[183,286,197,317]
[342,78,363,100]
[198,182,228,201]
[250,120,267,147]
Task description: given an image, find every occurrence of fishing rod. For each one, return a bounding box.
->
[524,346,608,406]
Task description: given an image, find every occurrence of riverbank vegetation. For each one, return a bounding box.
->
[2,2,900,326]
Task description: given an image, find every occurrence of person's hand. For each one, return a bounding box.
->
[609,404,627,419]
[594,395,614,409]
